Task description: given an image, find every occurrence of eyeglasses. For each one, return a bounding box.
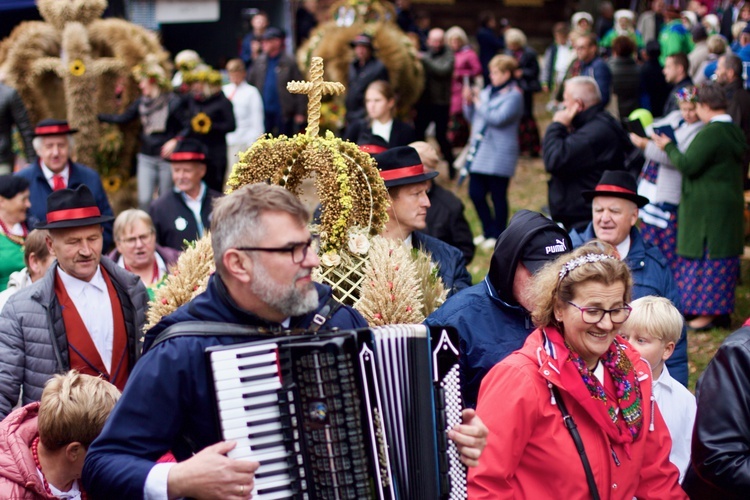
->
[567,301,632,325]
[120,232,154,247]
[236,234,320,264]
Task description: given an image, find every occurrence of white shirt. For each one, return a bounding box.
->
[57,265,113,372]
[615,234,631,260]
[180,182,206,237]
[710,114,733,124]
[223,81,265,147]
[371,119,394,143]
[39,470,83,500]
[40,162,69,190]
[653,365,696,482]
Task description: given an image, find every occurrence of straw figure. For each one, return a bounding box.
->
[0,0,171,197]
[297,0,424,130]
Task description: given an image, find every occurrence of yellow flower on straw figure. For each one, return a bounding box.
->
[191,112,212,134]
[69,59,86,76]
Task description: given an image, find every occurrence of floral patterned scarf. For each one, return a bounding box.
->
[545,327,644,446]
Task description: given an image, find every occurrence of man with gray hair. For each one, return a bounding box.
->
[15,119,114,249]
[83,183,488,499]
[542,75,630,231]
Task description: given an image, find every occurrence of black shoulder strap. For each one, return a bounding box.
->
[149,321,272,350]
[150,295,345,348]
[306,295,343,333]
[551,385,601,500]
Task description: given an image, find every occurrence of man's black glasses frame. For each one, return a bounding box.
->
[236,234,320,264]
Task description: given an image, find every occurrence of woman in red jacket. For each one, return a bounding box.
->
[469,243,687,499]
[0,372,120,499]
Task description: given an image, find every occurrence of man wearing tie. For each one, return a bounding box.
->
[0,185,148,419]
[15,119,115,250]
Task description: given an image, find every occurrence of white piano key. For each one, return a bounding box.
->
[219,407,281,428]
[213,368,279,390]
[219,403,281,422]
[210,343,278,362]
[227,444,288,461]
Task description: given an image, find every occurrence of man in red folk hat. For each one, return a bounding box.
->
[149,138,223,251]
[568,170,688,386]
[375,146,472,297]
[0,184,149,418]
[14,119,115,250]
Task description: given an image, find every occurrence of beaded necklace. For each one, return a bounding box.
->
[0,217,27,246]
[31,436,87,500]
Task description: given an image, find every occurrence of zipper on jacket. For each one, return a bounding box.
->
[610,446,621,467]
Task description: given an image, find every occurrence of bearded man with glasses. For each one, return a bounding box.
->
[82,182,489,499]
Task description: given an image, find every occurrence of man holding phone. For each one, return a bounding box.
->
[543,76,630,231]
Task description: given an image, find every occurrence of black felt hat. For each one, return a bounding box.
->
[36,184,114,229]
[168,138,207,163]
[373,146,438,188]
[33,119,78,137]
[350,34,374,48]
[582,170,650,208]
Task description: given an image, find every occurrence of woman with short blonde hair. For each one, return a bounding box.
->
[0,371,120,498]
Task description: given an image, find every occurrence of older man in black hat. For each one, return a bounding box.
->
[149,138,222,251]
[375,146,471,297]
[569,170,688,386]
[344,33,390,126]
[0,184,148,418]
[15,119,115,250]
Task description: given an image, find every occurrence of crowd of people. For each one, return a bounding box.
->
[0,0,750,498]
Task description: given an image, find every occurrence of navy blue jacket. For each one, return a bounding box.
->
[413,230,472,298]
[569,224,688,386]
[149,185,222,251]
[82,276,366,499]
[425,277,533,408]
[424,209,570,407]
[15,161,115,250]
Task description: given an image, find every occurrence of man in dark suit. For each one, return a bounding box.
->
[246,27,306,136]
[15,120,114,250]
[149,139,222,251]
[375,146,472,297]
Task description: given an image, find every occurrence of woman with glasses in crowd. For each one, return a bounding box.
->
[108,209,179,300]
[469,243,686,499]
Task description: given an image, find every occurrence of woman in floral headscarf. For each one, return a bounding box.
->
[469,243,687,500]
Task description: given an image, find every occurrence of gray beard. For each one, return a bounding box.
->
[250,263,319,318]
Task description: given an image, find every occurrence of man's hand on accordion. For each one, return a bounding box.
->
[448,408,489,468]
[166,441,260,499]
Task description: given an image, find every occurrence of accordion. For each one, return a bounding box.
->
[206,324,466,500]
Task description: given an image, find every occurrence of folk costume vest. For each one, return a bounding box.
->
[53,268,130,391]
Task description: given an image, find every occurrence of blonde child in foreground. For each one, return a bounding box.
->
[620,296,696,482]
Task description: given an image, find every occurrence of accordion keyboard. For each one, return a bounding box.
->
[211,342,297,499]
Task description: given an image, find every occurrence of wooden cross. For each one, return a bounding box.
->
[287,57,345,137]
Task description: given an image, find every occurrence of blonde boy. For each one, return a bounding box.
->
[620,296,696,482]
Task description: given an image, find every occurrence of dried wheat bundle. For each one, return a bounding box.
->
[355,236,424,325]
[145,234,215,331]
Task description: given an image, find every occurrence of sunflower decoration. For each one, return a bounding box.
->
[101,175,122,193]
[69,59,86,77]
[191,112,212,134]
